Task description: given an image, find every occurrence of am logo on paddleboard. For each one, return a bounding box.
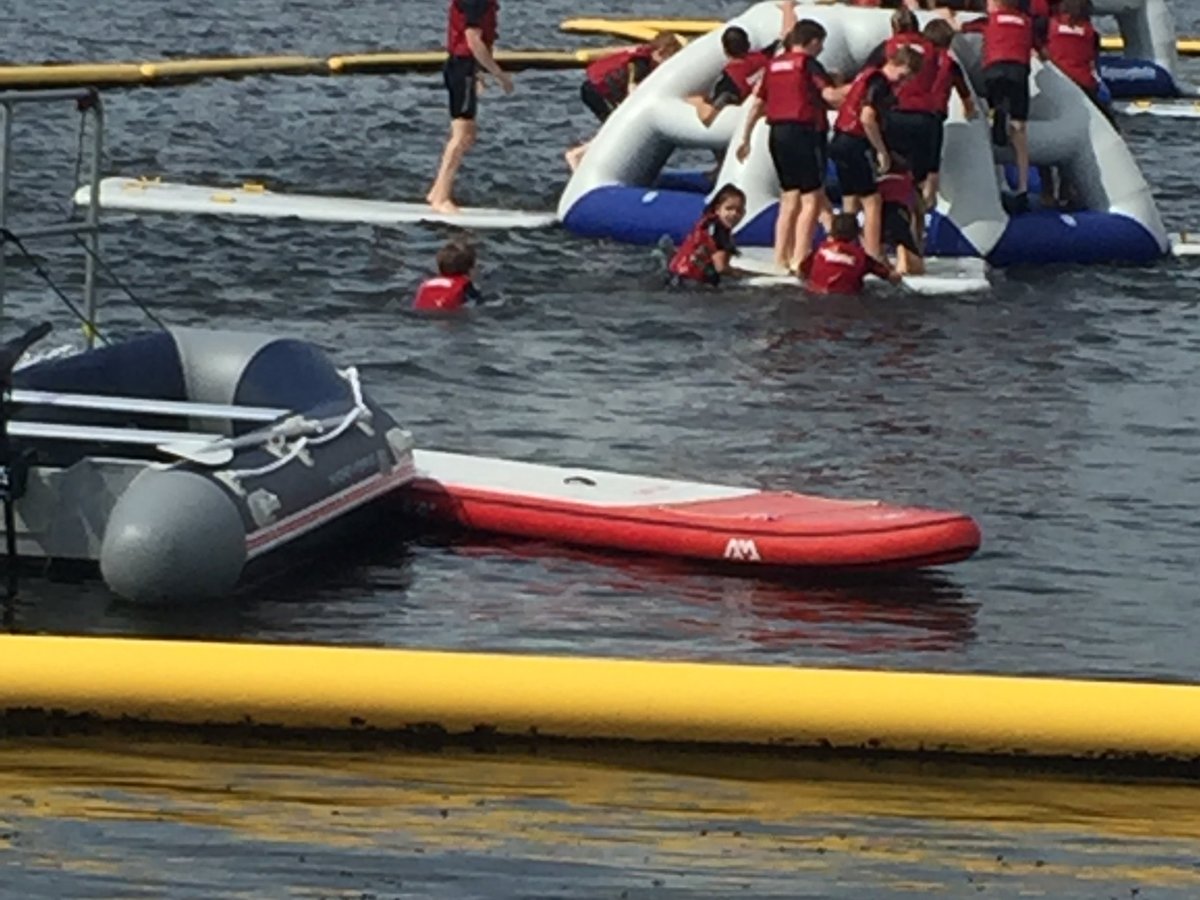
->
[723,539,761,562]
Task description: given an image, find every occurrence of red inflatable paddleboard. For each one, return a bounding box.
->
[406,450,981,571]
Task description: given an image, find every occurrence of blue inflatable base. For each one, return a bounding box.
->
[1098,57,1180,98]
[562,185,1166,267]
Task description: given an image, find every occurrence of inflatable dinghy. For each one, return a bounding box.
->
[6,327,415,603]
[405,450,982,571]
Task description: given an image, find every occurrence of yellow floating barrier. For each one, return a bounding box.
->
[2,635,1200,770]
[561,16,1200,56]
[0,63,147,88]
[0,47,626,90]
[327,47,621,74]
[138,55,325,81]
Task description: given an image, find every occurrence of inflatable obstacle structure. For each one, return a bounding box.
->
[563,0,1197,97]
[557,3,1171,268]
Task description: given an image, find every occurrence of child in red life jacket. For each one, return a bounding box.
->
[737,18,846,273]
[801,213,901,295]
[948,0,1036,213]
[566,33,682,171]
[689,23,784,126]
[427,0,513,215]
[877,155,925,275]
[668,184,747,286]
[865,10,945,215]
[922,19,977,209]
[413,240,482,311]
[828,44,922,261]
[1043,0,1109,116]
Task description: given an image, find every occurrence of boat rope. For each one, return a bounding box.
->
[64,102,169,334]
[207,368,372,482]
[0,228,106,344]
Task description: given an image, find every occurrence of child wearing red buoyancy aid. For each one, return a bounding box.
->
[950,0,1037,213]
[690,25,784,125]
[801,213,901,295]
[737,18,845,273]
[427,0,512,215]
[566,33,682,171]
[668,185,747,287]
[413,240,483,311]
[922,18,977,210]
[877,155,925,275]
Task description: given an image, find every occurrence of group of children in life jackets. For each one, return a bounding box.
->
[417,0,1107,309]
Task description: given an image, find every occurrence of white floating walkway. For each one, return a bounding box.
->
[72,177,559,229]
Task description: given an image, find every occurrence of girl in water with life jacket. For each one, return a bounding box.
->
[667,184,748,287]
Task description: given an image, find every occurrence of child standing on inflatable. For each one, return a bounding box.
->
[736,19,844,273]
[565,33,683,171]
[922,19,977,210]
[866,10,944,217]
[801,213,901,295]
[427,0,514,215]
[413,240,482,311]
[668,185,747,286]
[1043,0,1109,118]
[946,0,1037,213]
[877,156,925,275]
[828,46,921,261]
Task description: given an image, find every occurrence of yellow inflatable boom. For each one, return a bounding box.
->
[2,635,1200,769]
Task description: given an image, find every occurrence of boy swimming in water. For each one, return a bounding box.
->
[413,240,482,311]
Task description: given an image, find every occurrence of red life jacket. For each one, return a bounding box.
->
[446,0,498,58]
[929,51,960,115]
[801,238,882,295]
[878,170,915,207]
[887,34,940,113]
[413,274,473,311]
[1025,0,1051,18]
[760,50,823,125]
[834,66,887,138]
[669,214,722,284]
[722,50,771,101]
[586,45,654,102]
[1045,14,1098,90]
[981,9,1035,67]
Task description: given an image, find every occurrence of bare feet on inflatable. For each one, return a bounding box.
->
[565,143,590,172]
[427,195,462,215]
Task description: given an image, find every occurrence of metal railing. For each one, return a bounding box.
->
[0,87,103,346]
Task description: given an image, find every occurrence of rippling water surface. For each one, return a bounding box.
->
[2,1,1200,896]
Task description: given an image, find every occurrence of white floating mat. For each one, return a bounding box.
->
[72,177,559,229]
[1116,98,1200,119]
[733,247,991,296]
[1169,232,1200,257]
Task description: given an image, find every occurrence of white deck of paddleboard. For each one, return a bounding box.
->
[73,177,559,229]
[413,449,757,507]
[733,247,992,296]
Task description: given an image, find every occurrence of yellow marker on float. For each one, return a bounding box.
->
[2,635,1200,769]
